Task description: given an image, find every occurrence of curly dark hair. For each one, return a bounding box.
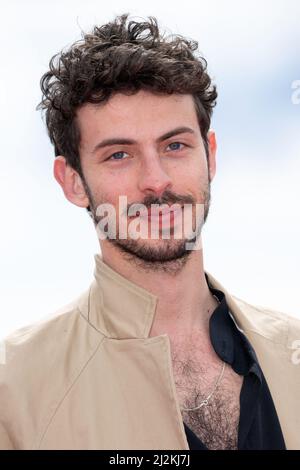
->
[37,13,217,176]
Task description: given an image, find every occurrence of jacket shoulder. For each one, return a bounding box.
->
[0,289,102,449]
[232,294,300,347]
[1,296,84,363]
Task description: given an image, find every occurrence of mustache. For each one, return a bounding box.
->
[126,190,196,214]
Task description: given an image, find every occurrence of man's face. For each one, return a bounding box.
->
[76,90,216,267]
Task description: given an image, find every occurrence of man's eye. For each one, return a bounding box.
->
[167,142,186,151]
[107,151,129,161]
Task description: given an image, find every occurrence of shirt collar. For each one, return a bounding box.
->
[206,274,262,381]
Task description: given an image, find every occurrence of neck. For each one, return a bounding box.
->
[100,240,219,339]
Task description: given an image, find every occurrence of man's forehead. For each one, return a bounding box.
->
[77,91,199,144]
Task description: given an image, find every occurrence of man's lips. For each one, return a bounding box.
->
[135,206,183,218]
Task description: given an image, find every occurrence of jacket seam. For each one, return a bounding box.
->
[77,286,108,337]
[35,333,105,449]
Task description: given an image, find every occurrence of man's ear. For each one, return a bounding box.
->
[207,130,217,182]
[53,156,89,208]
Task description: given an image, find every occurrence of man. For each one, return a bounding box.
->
[0,14,299,450]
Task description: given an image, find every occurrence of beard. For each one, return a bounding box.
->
[83,176,211,274]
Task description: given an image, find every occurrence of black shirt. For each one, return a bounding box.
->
[183,276,286,450]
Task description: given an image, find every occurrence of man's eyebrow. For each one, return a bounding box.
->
[91,126,196,154]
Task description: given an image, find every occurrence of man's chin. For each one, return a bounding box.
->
[108,236,196,271]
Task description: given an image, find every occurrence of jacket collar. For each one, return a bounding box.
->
[78,253,287,343]
[79,253,235,339]
[81,253,157,339]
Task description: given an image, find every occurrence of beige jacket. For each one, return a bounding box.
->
[0,254,299,450]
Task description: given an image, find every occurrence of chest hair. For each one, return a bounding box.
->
[171,344,243,450]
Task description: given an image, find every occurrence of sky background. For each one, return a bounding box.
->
[0,0,299,337]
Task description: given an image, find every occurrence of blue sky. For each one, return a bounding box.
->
[0,0,299,337]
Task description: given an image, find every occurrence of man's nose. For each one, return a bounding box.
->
[137,154,172,198]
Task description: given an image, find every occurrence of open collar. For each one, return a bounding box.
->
[78,253,287,346]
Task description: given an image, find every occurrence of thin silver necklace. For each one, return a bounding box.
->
[181,294,226,412]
